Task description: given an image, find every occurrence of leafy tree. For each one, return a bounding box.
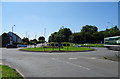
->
[48,32,58,42]
[58,27,72,42]
[22,37,29,45]
[69,33,83,44]
[93,31,104,43]
[81,25,98,33]
[48,25,120,44]
[104,26,120,37]
[38,36,45,41]
[48,27,72,42]
[38,36,45,43]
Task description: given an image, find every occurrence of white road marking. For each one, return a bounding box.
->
[68,58,77,60]
[51,58,56,60]
[65,61,90,70]
[90,57,96,59]
[51,58,90,70]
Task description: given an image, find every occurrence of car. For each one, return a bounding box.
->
[84,43,89,45]
[17,44,27,47]
[6,44,17,48]
[73,44,81,47]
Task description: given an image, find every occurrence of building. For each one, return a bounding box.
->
[8,32,21,43]
[0,32,21,47]
[0,33,11,47]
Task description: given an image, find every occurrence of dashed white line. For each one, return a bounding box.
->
[90,57,96,59]
[52,58,91,71]
[68,58,77,60]
[52,58,56,60]
[65,61,90,70]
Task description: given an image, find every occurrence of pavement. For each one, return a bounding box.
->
[1,47,119,77]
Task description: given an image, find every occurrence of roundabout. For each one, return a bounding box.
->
[20,47,94,52]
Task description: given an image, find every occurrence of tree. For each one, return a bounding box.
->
[93,31,104,43]
[69,33,83,44]
[22,37,29,45]
[48,32,58,42]
[38,36,45,43]
[104,26,120,37]
[81,25,98,33]
[58,27,72,42]
[48,27,72,42]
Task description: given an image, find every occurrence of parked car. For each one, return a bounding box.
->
[6,44,17,48]
[73,44,81,47]
[84,43,89,45]
[17,44,27,47]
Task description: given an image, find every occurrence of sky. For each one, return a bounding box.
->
[1,2,118,41]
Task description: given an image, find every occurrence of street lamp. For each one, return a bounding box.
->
[11,25,15,44]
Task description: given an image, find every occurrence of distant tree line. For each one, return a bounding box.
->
[48,25,120,44]
[17,36,45,45]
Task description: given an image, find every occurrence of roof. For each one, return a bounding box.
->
[8,32,21,39]
[104,36,120,39]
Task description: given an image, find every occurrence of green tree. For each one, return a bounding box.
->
[38,36,45,43]
[48,27,72,42]
[69,33,83,44]
[22,37,29,45]
[57,27,72,42]
[48,32,58,42]
[104,26,120,37]
[81,25,98,33]
[93,31,104,43]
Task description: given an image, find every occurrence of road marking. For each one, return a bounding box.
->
[65,61,90,70]
[68,58,77,60]
[90,57,96,59]
[52,58,56,60]
[51,58,90,70]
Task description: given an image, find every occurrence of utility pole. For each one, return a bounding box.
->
[44,28,46,41]
[28,35,29,40]
[26,32,27,38]
[35,34,37,39]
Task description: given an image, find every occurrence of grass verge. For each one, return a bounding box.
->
[80,44,104,47]
[0,65,23,79]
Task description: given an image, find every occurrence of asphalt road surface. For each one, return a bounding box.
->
[1,47,119,77]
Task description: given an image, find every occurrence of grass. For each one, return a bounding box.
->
[48,42,104,47]
[0,65,23,79]
[79,44,104,47]
[20,46,94,52]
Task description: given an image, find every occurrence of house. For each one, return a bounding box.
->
[0,32,21,47]
[0,33,11,47]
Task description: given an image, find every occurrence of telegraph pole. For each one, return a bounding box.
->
[26,32,27,38]
[44,28,46,39]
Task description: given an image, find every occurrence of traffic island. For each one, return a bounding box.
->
[20,47,95,53]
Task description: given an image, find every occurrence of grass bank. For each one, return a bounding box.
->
[20,47,94,52]
[0,65,23,79]
[80,44,104,47]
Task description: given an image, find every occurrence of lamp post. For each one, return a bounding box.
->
[11,25,15,44]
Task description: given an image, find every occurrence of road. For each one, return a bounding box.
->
[1,47,119,78]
